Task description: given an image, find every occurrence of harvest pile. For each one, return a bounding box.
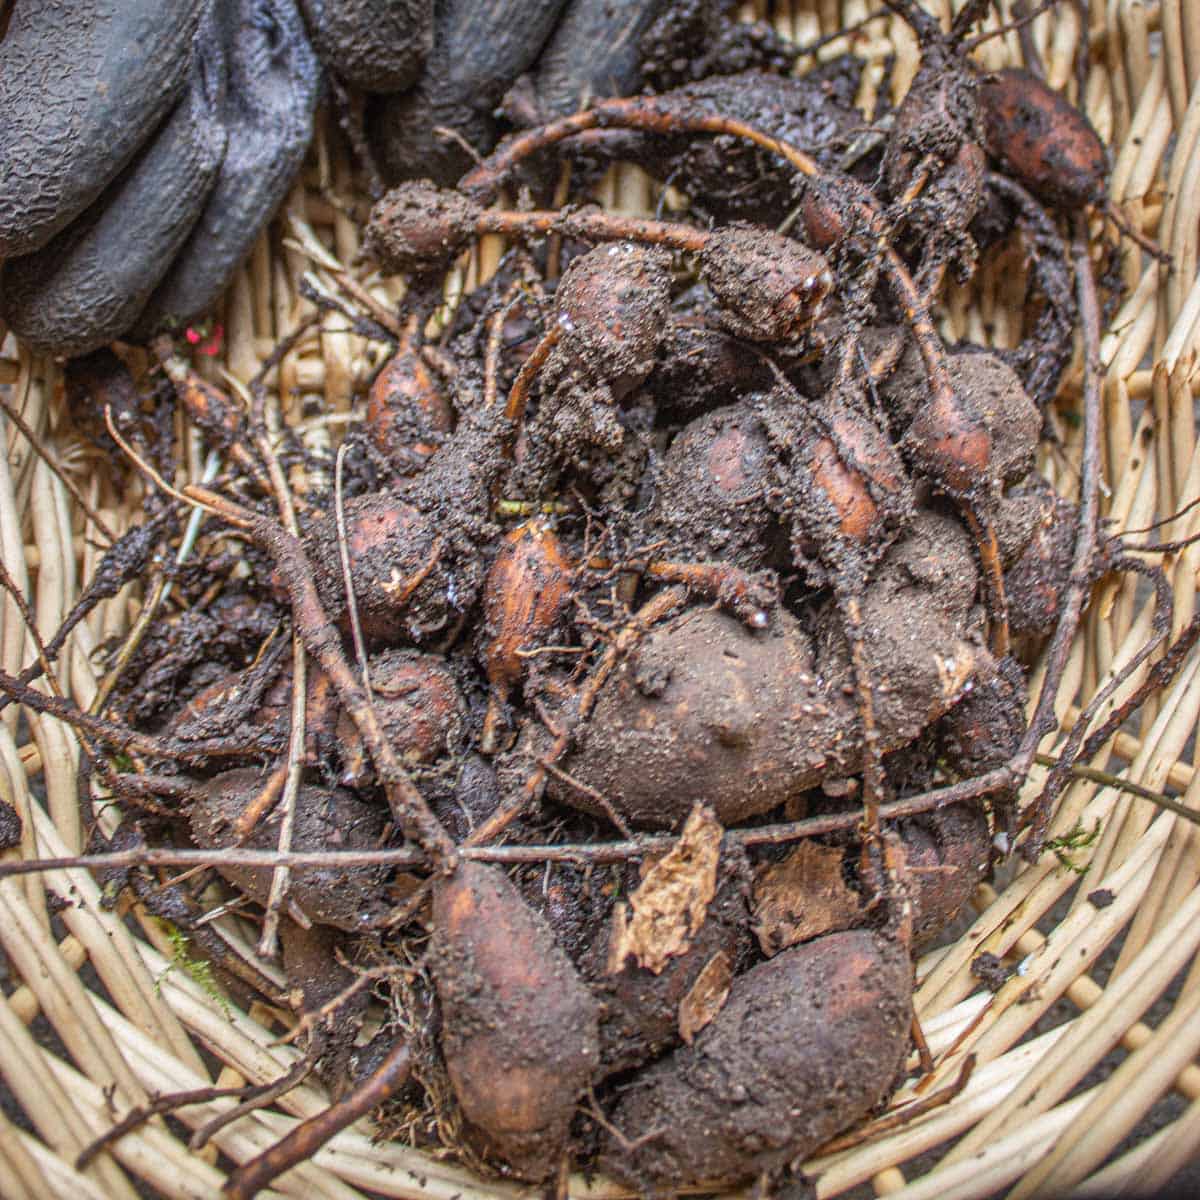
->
[0,1,1151,1196]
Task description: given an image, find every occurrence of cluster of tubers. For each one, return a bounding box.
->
[1,1,1121,1195]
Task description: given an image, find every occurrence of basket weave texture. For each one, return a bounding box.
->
[3,1,1200,1196]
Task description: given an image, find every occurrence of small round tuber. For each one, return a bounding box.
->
[336,649,463,787]
[189,768,389,932]
[366,347,454,472]
[365,181,482,276]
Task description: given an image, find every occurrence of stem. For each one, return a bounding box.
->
[505,324,562,426]
[1032,754,1200,827]
[459,101,824,203]
[0,667,278,765]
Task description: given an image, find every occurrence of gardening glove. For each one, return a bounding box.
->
[0,0,321,355]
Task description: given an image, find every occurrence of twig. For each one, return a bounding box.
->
[234,364,310,963]
[248,311,327,399]
[1032,754,1200,826]
[1030,556,1172,818]
[190,1054,315,1150]
[222,1038,411,1200]
[76,1083,261,1170]
[335,442,371,693]
[1119,494,1200,536]
[483,280,528,411]
[505,323,562,427]
[0,667,278,765]
[0,767,1017,881]
[104,407,227,518]
[792,8,888,56]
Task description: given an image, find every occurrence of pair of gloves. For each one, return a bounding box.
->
[0,0,673,358]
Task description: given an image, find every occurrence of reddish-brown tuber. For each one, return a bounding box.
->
[905,385,993,497]
[898,802,991,948]
[366,348,453,471]
[432,862,599,1180]
[553,241,674,396]
[904,352,1039,500]
[979,68,1108,209]
[306,490,450,643]
[336,649,463,786]
[559,516,985,832]
[806,407,909,546]
[479,518,574,752]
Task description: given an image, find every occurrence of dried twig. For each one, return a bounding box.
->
[223,1038,411,1200]
[1032,754,1200,827]
[0,766,1016,881]
[190,1054,315,1150]
[0,667,278,765]
[76,1084,256,1170]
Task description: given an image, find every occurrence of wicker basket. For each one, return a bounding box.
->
[3,1,1200,1196]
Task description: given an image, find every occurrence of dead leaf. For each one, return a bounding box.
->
[678,951,733,1043]
[752,841,864,957]
[607,803,723,975]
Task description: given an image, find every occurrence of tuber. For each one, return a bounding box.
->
[980,68,1108,209]
[431,862,599,1180]
[189,768,390,932]
[558,514,986,831]
[599,929,912,1188]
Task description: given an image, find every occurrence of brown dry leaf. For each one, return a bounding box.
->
[678,951,733,1043]
[752,841,864,957]
[606,803,723,975]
